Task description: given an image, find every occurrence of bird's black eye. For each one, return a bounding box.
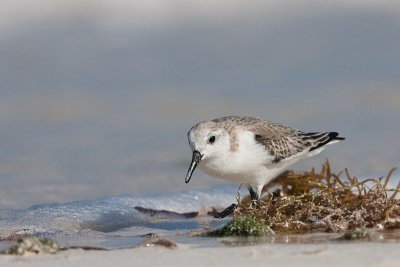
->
[208,136,216,144]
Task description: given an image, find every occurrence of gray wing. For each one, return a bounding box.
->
[249,121,344,163]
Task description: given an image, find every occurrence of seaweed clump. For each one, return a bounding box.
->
[207,216,274,237]
[139,233,178,249]
[235,161,400,233]
[1,236,59,255]
[336,227,370,241]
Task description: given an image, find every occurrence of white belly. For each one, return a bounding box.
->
[198,136,278,186]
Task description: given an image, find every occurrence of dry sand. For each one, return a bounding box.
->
[1,242,398,267]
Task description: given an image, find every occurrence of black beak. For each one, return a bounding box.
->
[185,150,202,183]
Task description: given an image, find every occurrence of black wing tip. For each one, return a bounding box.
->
[309,132,345,152]
[328,132,345,141]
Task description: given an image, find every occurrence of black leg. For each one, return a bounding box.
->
[247,186,258,201]
[247,186,260,206]
[214,186,262,219]
[214,203,237,219]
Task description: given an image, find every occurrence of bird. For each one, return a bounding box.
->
[185,116,345,218]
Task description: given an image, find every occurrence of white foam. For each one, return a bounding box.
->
[0,186,236,235]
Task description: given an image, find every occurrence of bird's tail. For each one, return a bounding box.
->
[299,132,345,152]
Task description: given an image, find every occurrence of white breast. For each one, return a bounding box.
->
[199,130,276,185]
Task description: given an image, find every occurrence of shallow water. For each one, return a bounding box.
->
[0,187,234,249]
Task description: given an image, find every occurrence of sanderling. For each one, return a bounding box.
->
[185,116,345,218]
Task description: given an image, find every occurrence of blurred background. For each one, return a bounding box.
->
[1,0,399,208]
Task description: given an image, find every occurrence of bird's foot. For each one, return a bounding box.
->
[250,199,261,208]
[214,203,237,219]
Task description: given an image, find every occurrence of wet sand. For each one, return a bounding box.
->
[1,242,399,267]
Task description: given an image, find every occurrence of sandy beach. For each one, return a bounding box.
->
[1,242,399,267]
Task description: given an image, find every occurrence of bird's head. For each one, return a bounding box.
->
[185,121,230,183]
